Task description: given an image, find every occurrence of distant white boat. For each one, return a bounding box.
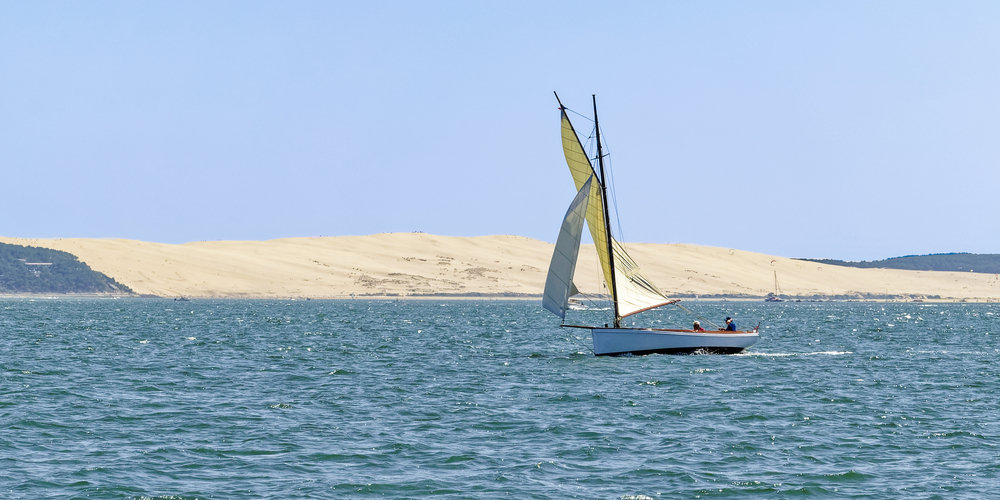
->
[543,94,759,356]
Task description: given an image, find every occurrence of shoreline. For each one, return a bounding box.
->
[0,293,996,303]
[3,233,1000,301]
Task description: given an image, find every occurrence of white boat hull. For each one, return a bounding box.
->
[591,328,758,356]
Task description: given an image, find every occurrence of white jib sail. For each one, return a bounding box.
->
[543,175,593,319]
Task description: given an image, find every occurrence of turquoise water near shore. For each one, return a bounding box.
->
[1,298,998,498]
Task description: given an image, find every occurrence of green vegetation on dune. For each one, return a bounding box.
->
[0,242,132,294]
[797,253,1000,274]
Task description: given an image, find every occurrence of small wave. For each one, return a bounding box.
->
[215,449,287,456]
[137,496,205,500]
[824,469,874,481]
[929,430,985,439]
[740,351,852,357]
[735,414,768,421]
[305,452,373,462]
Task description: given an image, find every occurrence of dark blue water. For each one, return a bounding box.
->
[1,299,997,499]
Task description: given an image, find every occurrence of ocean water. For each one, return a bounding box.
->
[1,298,997,499]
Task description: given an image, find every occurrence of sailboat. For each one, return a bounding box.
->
[543,93,759,355]
[765,270,784,302]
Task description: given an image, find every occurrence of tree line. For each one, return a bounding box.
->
[798,253,1000,274]
[0,242,133,294]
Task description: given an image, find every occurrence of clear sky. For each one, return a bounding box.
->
[2,1,998,261]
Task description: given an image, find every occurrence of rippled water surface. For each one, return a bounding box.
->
[1,298,998,499]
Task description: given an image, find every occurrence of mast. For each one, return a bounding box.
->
[593,95,620,328]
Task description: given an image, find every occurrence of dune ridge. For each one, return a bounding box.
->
[2,233,998,301]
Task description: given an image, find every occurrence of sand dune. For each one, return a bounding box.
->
[2,233,998,300]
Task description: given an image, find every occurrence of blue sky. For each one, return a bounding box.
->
[2,1,998,261]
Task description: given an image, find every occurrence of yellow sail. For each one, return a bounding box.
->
[559,110,613,290]
[559,108,672,318]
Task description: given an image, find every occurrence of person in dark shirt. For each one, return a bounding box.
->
[721,317,737,331]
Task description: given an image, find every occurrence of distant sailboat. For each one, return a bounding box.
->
[765,270,784,302]
[543,93,759,355]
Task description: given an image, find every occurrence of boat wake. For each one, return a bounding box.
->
[738,351,853,357]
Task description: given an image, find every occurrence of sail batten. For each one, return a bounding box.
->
[558,107,671,319]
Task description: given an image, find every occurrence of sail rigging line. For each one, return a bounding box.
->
[559,324,598,355]
[594,136,641,264]
[581,114,630,263]
[564,106,595,124]
[600,141,629,257]
[575,119,625,246]
[673,302,722,330]
[587,252,617,326]
[573,331,596,355]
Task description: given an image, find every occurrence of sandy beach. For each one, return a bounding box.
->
[2,233,998,301]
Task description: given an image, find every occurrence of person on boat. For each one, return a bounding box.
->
[692,321,704,331]
[720,317,737,331]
